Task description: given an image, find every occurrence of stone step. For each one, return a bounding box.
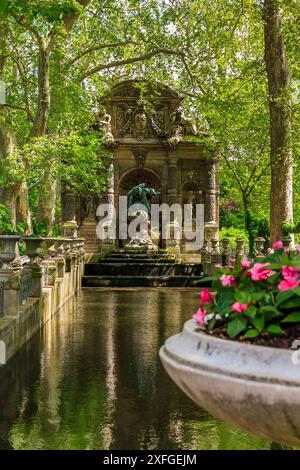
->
[85,263,203,277]
[97,257,177,264]
[82,275,209,288]
[107,253,170,259]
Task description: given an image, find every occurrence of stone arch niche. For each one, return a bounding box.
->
[119,168,162,204]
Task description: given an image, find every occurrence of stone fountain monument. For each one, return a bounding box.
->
[125,183,160,250]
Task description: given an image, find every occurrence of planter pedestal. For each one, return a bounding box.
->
[160,319,300,447]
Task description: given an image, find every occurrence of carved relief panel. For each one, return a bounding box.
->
[114,102,169,140]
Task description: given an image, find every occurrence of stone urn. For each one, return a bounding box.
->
[0,235,21,267]
[22,237,45,262]
[160,319,300,447]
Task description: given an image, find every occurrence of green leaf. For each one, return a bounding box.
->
[250,292,265,302]
[292,287,300,297]
[279,297,300,309]
[281,312,300,323]
[227,317,248,338]
[244,329,259,339]
[207,316,217,330]
[265,324,284,335]
[243,305,257,319]
[251,315,265,332]
[276,289,298,306]
[0,0,8,14]
[217,288,235,314]
[235,290,252,304]
[258,305,282,320]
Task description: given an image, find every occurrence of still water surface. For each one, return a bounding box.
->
[0,289,271,450]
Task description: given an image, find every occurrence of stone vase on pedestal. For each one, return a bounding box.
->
[160,319,300,447]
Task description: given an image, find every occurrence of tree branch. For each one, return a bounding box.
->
[246,161,271,197]
[79,48,186,81]
[11,13,44,48]
[71,40,139,64]
[221,151,245,194]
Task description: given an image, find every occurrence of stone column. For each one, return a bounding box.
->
[167,157,178,207]
[101,157,116,252]
[204,155,219,241]
[205,156,218,224]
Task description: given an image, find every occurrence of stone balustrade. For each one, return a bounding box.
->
[200,236,293,273]
[0,236,85,363]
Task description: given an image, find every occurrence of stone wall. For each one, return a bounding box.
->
[0,237,85,364]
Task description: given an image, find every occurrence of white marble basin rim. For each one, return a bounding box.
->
[160,319,300,447]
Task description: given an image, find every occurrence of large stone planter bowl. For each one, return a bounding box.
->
[22,237,44,261]
[0,235,21,267]
[160,319,300,447]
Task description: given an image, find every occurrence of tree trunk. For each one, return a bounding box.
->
[0,18,33,232]
[30,45,51,137]
[264,0,293,243]
[0,122,18,229]
[16,180,33,233]
[30,44,57,231]
[37,176,58,235]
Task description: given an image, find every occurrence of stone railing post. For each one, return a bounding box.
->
[221,238,231,266]
[235,238,246,261]
[255,237,266,258]
[41,239,58,287]
[0,236,21,317]
[22,237,45,297]
[78,239,85,277]
[210,239,221,270]
[281,236,292,250]
[0,272,21,317]
[201,240,211,275]
[63,219,78,238]
[56,242,66,278]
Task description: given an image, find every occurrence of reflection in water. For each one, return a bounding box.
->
[0,289,271,450]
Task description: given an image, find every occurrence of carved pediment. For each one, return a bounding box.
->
[102,80,183,141]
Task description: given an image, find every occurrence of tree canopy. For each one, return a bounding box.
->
[0,0,299,241]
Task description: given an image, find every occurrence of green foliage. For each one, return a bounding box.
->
[0,0,8,14]
[32,219,48,237]
[15,220,29,235]
[0,203,14,234]
[21,132,110,195]
[200,245,300,340]
[219,227,249,248]
[220,205,245,231]
[0,0,299,239]
[281,220,300,237]
[8,0,82,22]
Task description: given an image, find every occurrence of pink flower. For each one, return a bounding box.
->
[220,274,235,287]
[273,241,283,249]
[200,289,213,304]
[295,245,300,253]
[232,302,248,313]
[278,276,300,292]
[241,260,251,269]
[249,263,273,281]
[282,266,299,279]
[193,306,207,325]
